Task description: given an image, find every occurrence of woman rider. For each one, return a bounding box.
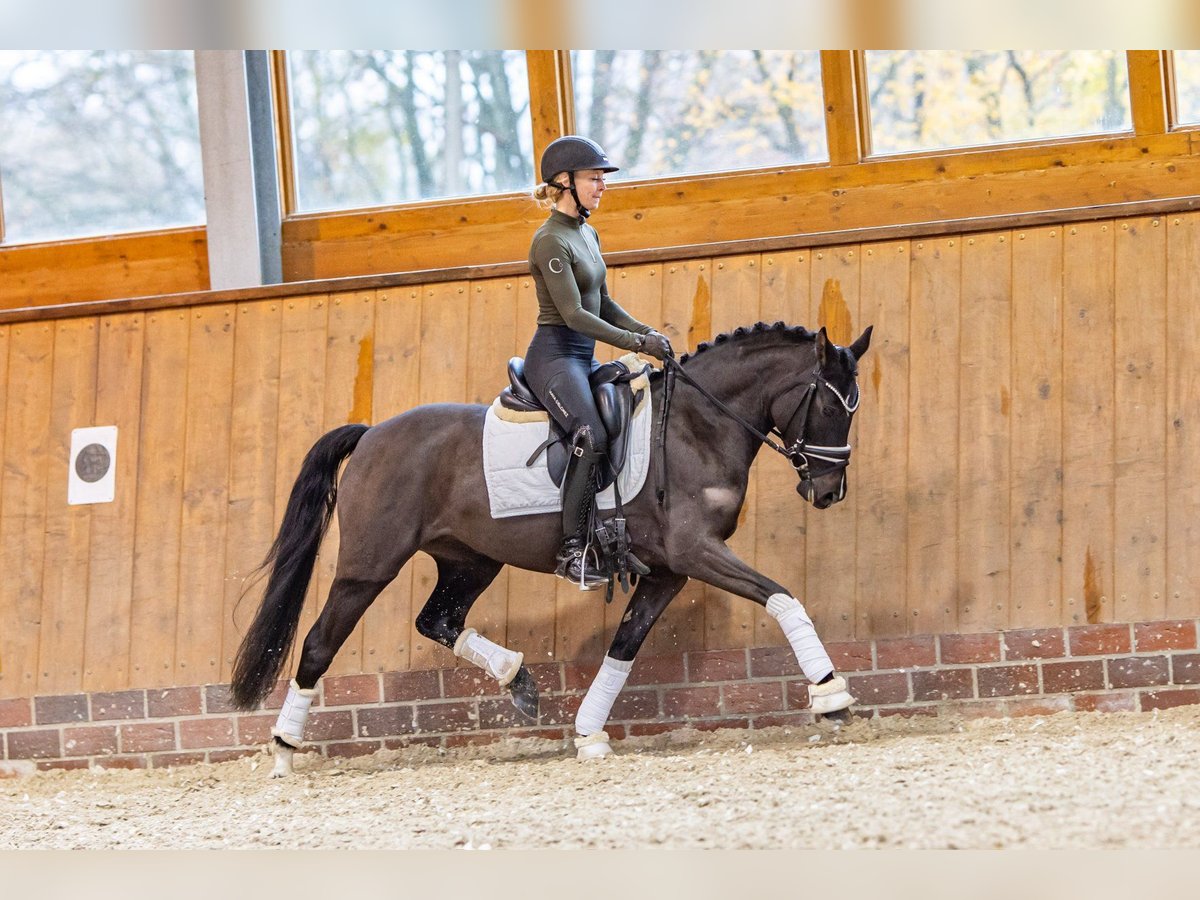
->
[525,136,672,589]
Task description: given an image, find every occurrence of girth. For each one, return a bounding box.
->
[500,356,646,488]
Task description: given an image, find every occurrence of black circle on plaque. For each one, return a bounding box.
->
[75,443,111,483]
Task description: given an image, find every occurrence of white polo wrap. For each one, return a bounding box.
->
[271,680,317,748]
[454,628,523,687]
[575,656,633,736]
[766,593,835,684]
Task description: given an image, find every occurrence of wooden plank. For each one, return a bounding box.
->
[855,241,911,639]
[526,50,572,164]
[275,294,329,678]
[754,252,811,647]
[1010,227,1065,628]
[410,281,470,672]
[805,246,861,642]
[220,300,282,682]
[174,305,236,685]
[905,238,961,637]
[1166,212,1200,618]
[1061,222,1116,626]
[645,259,713,657]
[361,287,423,674]
[129,310,190,688]
[1127,51,1169,136]
[958,232,1013,632]
[36,320,98,694]
[82,313,144,692]
[820,50,864,165]
[1114,216,1167,623]
[0,322,53,698]
[315,290,376,677]
[703,254,760,651]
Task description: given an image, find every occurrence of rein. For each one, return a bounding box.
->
[654,353,857,505]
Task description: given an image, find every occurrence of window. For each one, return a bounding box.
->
[864,51,1132,156]
[0,51,204,244]
[570,50,827,182]
[1175,50,1200,126]
[285,51,534,213]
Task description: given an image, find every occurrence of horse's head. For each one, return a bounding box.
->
[773,325,872,509]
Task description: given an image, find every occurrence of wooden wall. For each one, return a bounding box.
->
[3,209,1199,699]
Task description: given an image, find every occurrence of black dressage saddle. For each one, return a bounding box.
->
[499,356,647,489]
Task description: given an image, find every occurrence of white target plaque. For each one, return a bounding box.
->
[68,426,118,505]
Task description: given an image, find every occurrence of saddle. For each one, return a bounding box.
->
[499,355,647,490]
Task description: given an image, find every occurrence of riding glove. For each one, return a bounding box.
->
[639,331,673,360]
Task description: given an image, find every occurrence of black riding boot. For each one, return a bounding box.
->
[556,428,608,590]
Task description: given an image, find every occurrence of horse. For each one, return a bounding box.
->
[231,320,873,775]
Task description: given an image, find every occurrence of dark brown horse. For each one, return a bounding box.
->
[231,321,872,773]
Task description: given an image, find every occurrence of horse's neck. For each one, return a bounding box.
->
[661,355,769,473]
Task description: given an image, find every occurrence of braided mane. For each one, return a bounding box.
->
[678,321,817,364]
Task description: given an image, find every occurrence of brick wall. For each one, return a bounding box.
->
[4,618,1199,771]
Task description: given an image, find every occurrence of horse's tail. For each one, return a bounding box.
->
[230,423,370,710]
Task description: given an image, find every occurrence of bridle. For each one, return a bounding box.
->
[656,354,860,503]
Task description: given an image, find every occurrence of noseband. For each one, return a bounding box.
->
[658,355,859,501]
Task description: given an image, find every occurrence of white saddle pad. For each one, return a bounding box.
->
[482,383,653,520]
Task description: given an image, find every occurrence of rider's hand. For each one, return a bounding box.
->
[639,331,673,361]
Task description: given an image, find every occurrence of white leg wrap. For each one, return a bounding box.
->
[574,656,633,737]
[271,680,317,749]
[454,628,523,687]
[766,593,835,684]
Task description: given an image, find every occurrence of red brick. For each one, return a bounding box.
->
[63,725,118,756]
[751,710,817,728]
[208,748,257,764]
[912,668,974,702]
[323,674,381,706]
[415,700,476,733]
[1172,654,1200,684]
[236,714,275,746]
[1042,660,1105,693]
[880,705,937,719]
[327,740,381,759]
[442,666,506,699]
[563,662,601,692]
[306,711,357,743]
[34,694,88,724]
[91,690,146,721]
[827,640,874,672]
[508,728,567,743]
[7,729,62,759]
[940,633,1001,664]
[121,723,177,753]
[95,756,148,770]
[477,698,528,729]
[147,687,202,718]
[536,694,582,726]
[150,752,207,768]
[686,649,747,683]
[382,670,441,703]
[662,686,721,719]
[383,736,442,750]
[1068,624,1131,656]
[748,646,800,678]
[357,705,416,737]
[1074,692,1138,713]
[977,664,1040,698]
[610,690,661,721]
[875,636,936,670]
[1002,628,1065,660]
[785,681,811,710]
[0,698,32,728]
[1008,696,1072,717]
[1108,656,1170,689]
[204,684,241,713]
[1140,689,1200,711]
[722,682,784,715]
[1134,621,1198,652]
[628,655,686,686]
[848,672,909,705]
[179,718,236,749]
[691,719,750,733]
[525,663,564,694]
[627,722,678,737]
[953,700,1008,719]
[38,759,89,771]
[261,680,292,710]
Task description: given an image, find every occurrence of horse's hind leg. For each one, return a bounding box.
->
[573,572,688,760]
[413,556,540,718]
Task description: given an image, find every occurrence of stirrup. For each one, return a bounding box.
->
[556,540,608,590]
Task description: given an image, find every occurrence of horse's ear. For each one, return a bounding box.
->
[816,326,830,369]
[848,325,873,361]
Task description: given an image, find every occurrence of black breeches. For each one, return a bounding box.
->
[524,326,608,455]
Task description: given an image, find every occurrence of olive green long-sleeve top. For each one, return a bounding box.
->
[528,209,652,352]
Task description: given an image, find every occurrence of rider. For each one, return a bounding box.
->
[525,135,672,589]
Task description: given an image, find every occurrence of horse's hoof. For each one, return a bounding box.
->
[508,666,540,720]
[574,731,613,760]
[820,707,854,725]
[270,744,295,778]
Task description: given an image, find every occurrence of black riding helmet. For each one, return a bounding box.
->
[540,136,619,219]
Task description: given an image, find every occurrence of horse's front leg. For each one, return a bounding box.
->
[573,572,688,760]
[675,538,855,717]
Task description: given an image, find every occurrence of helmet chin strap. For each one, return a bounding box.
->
[567,172,590,220]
